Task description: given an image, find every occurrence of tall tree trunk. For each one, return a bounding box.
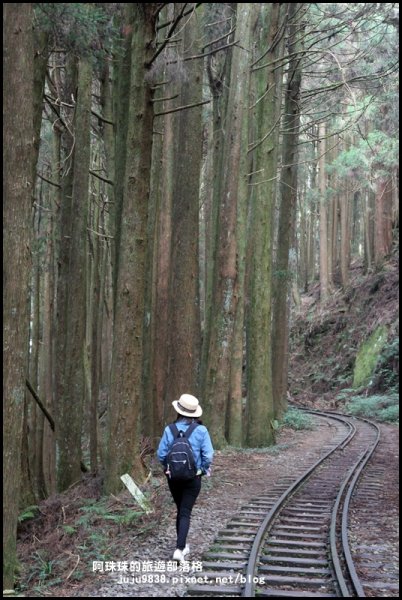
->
[21,206,38,506]
[307,134,319,286]
[340,187,350,287]
[27,30,49,502]
[54,54,77,489]
[152,104,173,433]
[165,4,203,406]
[363,189,373,272]
[299,185,309,292]
[374,176,393,268]
[142,81,164,439]
[41,194,56,495]
[318,121,329,301]
[327,199,334,285]
[3,3,34,588]
[271,2,303,420]
[204,3,252,448]
[332,192,340,282]
[227,4,256,447]
[201,3,234,399]
[57,57,92,490]
[98,57,115,460]
[150,3,176,435]
[246,3,285,444]
[105,4,158,494]
[97,220,112,467]
[27,41,49,480]
[338,134,350,288]
[391,167,399,234]
[88,151,101,474]
[112,5,132,314]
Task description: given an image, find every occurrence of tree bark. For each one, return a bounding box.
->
[27,205,44,500]
[201,3,234,399]
[41,190,56,495]
[105,4,158,494]
[57,57,92,491]
[272,2,303,420]
[112,5,132,315]
[340,187,350,287]
[149,3,177,436]
[3,3,34,588]
[374,176,393,268]
[246,3,286,444]
[165,3,203,407]
[153,97,173,433]
[318,121,329,301]
[204,4,252,448]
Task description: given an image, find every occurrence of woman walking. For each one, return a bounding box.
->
[157,393,214,563]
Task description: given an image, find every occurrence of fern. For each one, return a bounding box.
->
[345,393,399,422]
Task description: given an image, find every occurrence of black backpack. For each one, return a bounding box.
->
[166,422,199,481]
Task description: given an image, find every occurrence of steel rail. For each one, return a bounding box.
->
[243,410,353,597]
[330,416,381,597]
[185,408,382,598]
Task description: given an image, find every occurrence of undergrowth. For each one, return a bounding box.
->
[16,488,162,596]
[280,408,315,431]
[341,392,399,423]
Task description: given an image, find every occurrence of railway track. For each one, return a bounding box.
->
[185,409,382,597]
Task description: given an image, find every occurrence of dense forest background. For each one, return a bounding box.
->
[3,2,399,590]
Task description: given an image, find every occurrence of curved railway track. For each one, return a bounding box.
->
[185,409,382,597]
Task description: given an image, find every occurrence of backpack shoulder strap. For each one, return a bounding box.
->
[169,423,180,438]
[182,422,199,439]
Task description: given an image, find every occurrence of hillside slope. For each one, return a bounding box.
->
[288,250,399,416]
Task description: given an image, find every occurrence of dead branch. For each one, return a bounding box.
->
[147,3,189,67]
[91,109,114,126]
[37,172,61,188]
[26,379,55,431]
[154,98,211,117]
[89,169,114,186]
[65,554,80,581]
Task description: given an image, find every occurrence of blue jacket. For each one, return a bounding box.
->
[157,419,214,474]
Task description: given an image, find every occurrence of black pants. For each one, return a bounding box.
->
[167,475,201,550]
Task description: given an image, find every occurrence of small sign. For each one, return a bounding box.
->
[120,473,153,514]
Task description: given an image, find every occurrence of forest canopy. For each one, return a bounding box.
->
[3,2,398,590]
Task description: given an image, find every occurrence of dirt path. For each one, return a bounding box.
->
[55,419,398,598]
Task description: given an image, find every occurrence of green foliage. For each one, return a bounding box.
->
[281,408,314,430]
[20,550,60,592]
[345,393,399,423]
[18,505,39,523]
[335,387,360,402]
[77,498,142,528]
[327,123,399,185]
[367,130,399,171]
[372,336,399,392]
[328,144,369,180]
[62,525,76,535]
[34,3,124,61]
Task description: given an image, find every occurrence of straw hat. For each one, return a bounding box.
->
[172,393,203,418]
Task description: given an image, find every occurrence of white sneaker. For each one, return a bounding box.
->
[173,548,185,563]
[183,544,190,557]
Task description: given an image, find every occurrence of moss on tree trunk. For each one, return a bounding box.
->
[353,326,388,388]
